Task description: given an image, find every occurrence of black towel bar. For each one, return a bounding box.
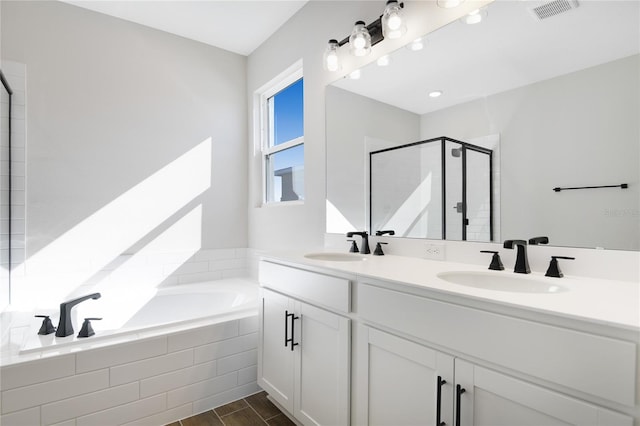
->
[553,183,628,192]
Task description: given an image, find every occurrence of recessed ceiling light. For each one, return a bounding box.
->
[428,90,443,98]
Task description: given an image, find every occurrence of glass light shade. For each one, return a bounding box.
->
[323,39,341,72]
[349,21,372,57]
[382,0,407,40]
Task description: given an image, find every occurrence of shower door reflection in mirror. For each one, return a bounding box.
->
[0,70,12,309]
[370,137,493,241]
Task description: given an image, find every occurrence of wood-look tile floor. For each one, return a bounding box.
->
[166,391,296,426]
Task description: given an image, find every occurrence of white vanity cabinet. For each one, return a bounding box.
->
[258,261,351,426]
[355,281,635,426]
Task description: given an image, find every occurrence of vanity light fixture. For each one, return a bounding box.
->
[428,90,443,98]
[460,7,488,24]
[377,54,391,66]
[323,39,341,71]
[350,21,373,57]
[437,0,464,8]
[323,1,406,72]
[382,0,407,39]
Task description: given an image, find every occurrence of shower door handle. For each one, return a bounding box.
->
[453,202,464,213]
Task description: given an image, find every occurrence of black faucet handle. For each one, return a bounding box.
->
[545,256,575,278]
[529,236,549,245]
[78,318,102,338]
[347,239,359,253]
[35,315,56,335]
[480,251,505,271]
[373,242,388,256]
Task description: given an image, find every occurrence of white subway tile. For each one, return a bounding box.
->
[167,371,237,409]
[76,394,165,426]
[176,271,222,284]
[2,370,109,413]
[0,355,75,390]
[167,322,237,352]
[221,269,249,279]
[191,248,236,262]
[51,420,76,426]
[209,258,246,272]
[140,360,217,398]
[238,315,259,335]
[120,403,192,426]
[238,365,258,386]
[110,349,193,386]
[192,381,260,415]
[76,337,166,373]
[0,407,40,425]
[194,333,257,364]
[166,261,209,276]
[41,382,138,425]
[217,350,257,375]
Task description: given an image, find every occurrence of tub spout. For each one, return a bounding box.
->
[55,293,101,337]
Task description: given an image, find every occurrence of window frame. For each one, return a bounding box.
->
[258,64,304,206]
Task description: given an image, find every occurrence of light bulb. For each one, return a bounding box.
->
[323,39,341,72]
[349,21,372,57]
[382,0,407,40]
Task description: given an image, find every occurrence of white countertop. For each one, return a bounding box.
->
[261,251,640,332]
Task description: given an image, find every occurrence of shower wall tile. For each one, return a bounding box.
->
[0,354,75,390]
[0,406,40,426]
[166,371,238,409]
[167,321,238,353]
[194,332,257,364]
[75,394,166,426]
[110,349,194,386]
[139,359,217,398]
[75,336,167,373]
[120,403,192,426]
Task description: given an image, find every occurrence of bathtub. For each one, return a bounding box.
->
[1,278,261,425]
[19,277,259,355]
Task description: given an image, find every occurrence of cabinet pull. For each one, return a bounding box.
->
[284,310,292,348]
[289,312,299,351]
[455,384,466,426]
[437,376,447,426]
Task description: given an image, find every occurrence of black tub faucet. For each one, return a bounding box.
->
[503,240,530,274]
[55,293,101,337]
[346,231,370,254]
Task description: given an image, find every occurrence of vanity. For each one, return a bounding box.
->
[257,252,639,426]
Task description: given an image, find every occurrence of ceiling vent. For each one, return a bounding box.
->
[528,0,579,21]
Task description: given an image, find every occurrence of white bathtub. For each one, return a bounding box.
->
[19,278,259,355]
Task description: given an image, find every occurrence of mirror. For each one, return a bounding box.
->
[0,70,12,308]
[326,0,639,250]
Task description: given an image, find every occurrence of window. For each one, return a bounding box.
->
[260,67,304,204]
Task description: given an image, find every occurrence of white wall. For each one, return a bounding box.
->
[420,55,640,250]
[247,0,493,251]
[2,1,248,305]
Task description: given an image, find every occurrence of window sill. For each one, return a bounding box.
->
[261,200,305,208]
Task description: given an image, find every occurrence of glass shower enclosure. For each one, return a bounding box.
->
[370,136,493,241]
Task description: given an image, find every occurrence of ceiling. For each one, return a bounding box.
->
[332,0,640,115]
[60,0,309,56]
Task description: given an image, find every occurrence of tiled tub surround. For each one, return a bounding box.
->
[0,315,260,426]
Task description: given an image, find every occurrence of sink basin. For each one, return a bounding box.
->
[437,271,568,294]
[304,252,367,262]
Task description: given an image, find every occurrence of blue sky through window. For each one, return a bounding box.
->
[273,79,303,145]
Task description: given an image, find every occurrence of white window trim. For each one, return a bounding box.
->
[255,60,304,206]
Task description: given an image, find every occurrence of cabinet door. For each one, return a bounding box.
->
[294,301,350,426]
[355,325,454,426]
[258,289,295,413]
[455,360,632,426]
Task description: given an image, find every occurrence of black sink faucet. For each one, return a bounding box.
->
[55,293,101,337]
[503,240,530,274]
[346,231,370,254]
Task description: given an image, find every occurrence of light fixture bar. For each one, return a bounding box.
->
[335,2,404,48]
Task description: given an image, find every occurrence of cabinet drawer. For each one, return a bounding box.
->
[259,261,350,313]
[358,283,636,406]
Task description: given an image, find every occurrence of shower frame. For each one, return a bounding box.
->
[0,69,13,294]
[369,136,494,241]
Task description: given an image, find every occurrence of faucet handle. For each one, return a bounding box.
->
[373,242,388,256]
[347,239,359,253]
[375,230,395,236]
[480,251,505,271]
[78,318,102,338]
[35,315,56,335]
[545,256,575,278]
[529,236,549,245]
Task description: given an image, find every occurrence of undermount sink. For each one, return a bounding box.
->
[304,252,367,262]
[437,271,568,294]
